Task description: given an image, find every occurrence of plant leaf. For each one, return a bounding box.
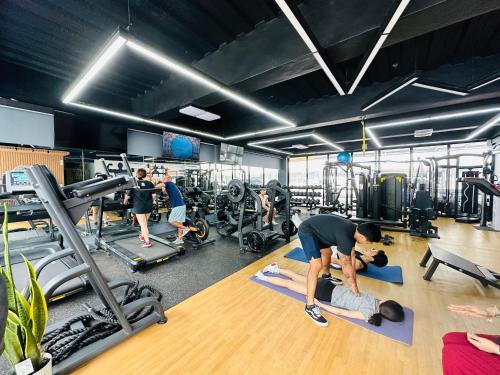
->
[16,290,32,331]
[1,204,18,313]
[0,269,17,313]
[3,324,24,366]
[21,324,40,370]
[23,256,48,342]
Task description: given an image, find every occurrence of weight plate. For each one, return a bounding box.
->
[227,179,246,203]
[247,230,266,252]
[281,220,298,237]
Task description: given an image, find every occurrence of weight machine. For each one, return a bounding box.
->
[219,179,296,254]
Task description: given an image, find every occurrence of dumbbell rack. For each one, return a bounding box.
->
[289,185,322,211]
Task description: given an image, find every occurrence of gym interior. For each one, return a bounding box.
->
[1,1,500,374]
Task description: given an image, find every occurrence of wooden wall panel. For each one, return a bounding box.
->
[0,146,69,185]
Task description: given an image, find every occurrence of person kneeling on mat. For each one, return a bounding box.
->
[255,262,404,326]
[331,249,388,272]
[124,168,157,248]
[298,214,381,326]
[163,175,190,245]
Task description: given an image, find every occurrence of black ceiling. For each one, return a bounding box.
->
[1,0,500,154]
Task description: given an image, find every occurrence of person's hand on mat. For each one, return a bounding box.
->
[448,305,492,320]
[467,333,500,354]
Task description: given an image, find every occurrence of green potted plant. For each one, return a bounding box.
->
[1,204,50,375]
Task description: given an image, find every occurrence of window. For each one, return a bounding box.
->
[289,157,307,187]
[249,166,264,187]
[307,155,327,187]
[264,168,279,184]
[379,148,411,176]
[353,151,376,165]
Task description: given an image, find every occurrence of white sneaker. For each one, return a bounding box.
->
[272,221,278,225]
[255,271,267,281]
[263,262,280,274]
[330,263,342,270]
[173,238,184,245]
[181,227,190,238]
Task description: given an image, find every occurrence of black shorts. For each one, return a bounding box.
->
[314,278,335,302]
[134,203,153,215]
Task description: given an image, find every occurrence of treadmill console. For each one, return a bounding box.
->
[4,169,33,193]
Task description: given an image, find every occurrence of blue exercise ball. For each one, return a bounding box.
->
[171,136,193,159]
[337,152,351,164]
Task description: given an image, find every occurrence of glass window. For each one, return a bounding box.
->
[307,155,327,187]
[249,166,264,187]
[379,148,410,176]
[411,145,448,190]
[449,142,487,167]
[289,157,307,187]
[264,168,279,184]
[352,151,376,165]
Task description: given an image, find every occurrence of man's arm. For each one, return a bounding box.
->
[339,250,360,297]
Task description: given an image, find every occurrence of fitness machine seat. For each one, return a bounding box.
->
[420,244,499,289]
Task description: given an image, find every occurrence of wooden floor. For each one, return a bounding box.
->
[73,219,500,375]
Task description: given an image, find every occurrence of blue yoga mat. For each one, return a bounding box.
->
[250,274,414,345]
[284,247,404,283]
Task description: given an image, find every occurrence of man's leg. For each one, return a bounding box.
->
[321,247,333,275]
[306,258,322,305]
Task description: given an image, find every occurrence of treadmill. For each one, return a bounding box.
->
[94,156,183,272]
[1,169,89,302]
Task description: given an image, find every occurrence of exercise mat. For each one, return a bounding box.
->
[250,274,413,345]
[285,247,403,283]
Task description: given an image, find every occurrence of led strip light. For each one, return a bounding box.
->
[248,132,343,154]
[62,30,296,141]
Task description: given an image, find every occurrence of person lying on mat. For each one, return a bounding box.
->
[330,249,388,272]
[255,262,404,326]
[297,214,381,326]
[442,304,500,374]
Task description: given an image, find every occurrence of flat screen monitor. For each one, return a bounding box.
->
[220,143,244,165]
[162,132,200,160]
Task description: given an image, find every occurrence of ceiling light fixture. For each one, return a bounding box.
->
[365,127,382,148]
[179,105,221,121]
[251,134,312,145]
[368,107,500,130]
[63,35,127,103]
[62,29,295,141]
[380,139,464,148]
[274,0,345,95]
[249,144,294,155]
[465,112,500,140]
[412,82,469,96]
[312,133,344,151]
[361,76,418,111]
[68,102,225,140]
[348,0,411,94]
[468,73,500,91]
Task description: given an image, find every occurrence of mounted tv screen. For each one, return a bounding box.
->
[162,132,200,160]
[220,142,244,165]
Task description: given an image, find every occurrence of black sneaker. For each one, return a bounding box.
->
[322,273,343,285]
[305,304,328,327]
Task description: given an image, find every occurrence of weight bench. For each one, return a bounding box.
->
[420,244,500,289]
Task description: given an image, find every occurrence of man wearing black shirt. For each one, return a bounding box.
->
[298,214,381,326]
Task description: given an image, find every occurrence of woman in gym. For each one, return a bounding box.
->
[255,262,404,326]
[123,168,157,248]
[258,188,277,225]
[330,249,388,271]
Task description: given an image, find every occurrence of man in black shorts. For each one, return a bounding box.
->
[298,214,381,326]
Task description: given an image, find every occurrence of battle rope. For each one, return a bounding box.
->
[42,282,162,365]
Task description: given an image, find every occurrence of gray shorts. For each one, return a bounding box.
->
[169,205,186,223]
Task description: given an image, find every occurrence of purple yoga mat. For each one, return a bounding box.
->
[250,274,414,346]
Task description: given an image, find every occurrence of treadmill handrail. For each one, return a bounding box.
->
[71,176,128,198]
[62,176,105,197]
[41,263,91,300]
